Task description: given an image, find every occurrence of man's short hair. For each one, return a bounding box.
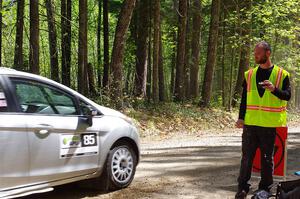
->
[255,41,272,52]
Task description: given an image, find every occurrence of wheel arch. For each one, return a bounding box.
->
[110,137,140,164]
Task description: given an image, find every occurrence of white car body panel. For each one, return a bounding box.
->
[0,68,140,198]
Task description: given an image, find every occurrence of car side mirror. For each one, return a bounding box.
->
[86,108,97,126]
[90,109,98,117]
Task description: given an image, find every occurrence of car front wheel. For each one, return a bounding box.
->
[101,143,137,191]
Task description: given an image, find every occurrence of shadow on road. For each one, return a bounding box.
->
[19,132,300,199]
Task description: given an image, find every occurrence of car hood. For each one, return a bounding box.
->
[95,105,126,118]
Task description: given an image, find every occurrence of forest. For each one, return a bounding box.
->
[0,0,300,110]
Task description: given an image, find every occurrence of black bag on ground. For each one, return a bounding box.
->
[276,179,300,199]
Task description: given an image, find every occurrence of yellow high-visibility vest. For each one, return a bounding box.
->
[244,65,289,127]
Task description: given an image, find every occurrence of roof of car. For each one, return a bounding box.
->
[0,67,19,73]
[0,66,69,92]
[0,67,34,77]
[0,67,54,80]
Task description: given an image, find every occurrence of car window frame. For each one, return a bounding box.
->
[8,76,81,116]
[0,75,19,113]
[78,98,103,116]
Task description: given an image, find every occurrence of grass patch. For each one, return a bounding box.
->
[122,102,238,139]
[93,96,300,139]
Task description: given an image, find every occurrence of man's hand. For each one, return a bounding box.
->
[262,80,275,92]
[236,119,244,128]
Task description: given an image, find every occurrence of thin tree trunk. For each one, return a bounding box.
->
[272,31,278,62]
[134,0,149,97]
[102,0,109,88]
[97,0,102,89]
[227,46,235,111]
[190,0,202,99]
[125,66,132,94]
[29,0,39,74]
[152,0,160,102]
[158,31,165,101]
[221,4,226,107]
[45,0,59,82]
[199,0,221,107]
[128,10,137,95]
[146,0,152,101]
[78,0,88,95]
[61,0,71,86]
[14,0,24,70]
[87,63,96,96]
[170,31,176,99]
[110,0,137,109]
[147,38,152,101]
[227,3,240,111]
[232,0,252,107]
[296,85,298,109]
[174,0,188,101]
[184,0,191,99]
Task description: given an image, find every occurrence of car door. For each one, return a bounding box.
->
[9,77,100,185]
[0,76,30,191]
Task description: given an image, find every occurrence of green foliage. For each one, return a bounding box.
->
[1,0,300,109]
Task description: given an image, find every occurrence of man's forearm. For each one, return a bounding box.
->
[271,87,291,101]
[271,76,291,101]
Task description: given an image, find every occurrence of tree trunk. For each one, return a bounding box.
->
[227,3,240,111]
[227,45,235,111]
[152,0,160,102]
[134,0,149,97]
[97,0,102,89]
[170,31,176,99]
[158,31,165,101]
[102,0,109,88]
[296,76,300,109]
[61,0,71,86]
[174,0,188,101]
[190,0,202,99]
[199,0,221,107]
[127,10,137,95]
[78,0,88,95]
[110,0,137,109]
[125,65,132,95]
[146,0,152,101]
[221,3,226,107]
[87,63,97,96]
[45,0,59,82]
[232,0,252,107]
[29,0,39,74]
[184,0,191,99]
[14,0,24,70]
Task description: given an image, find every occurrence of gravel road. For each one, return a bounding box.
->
[22,128,300,199]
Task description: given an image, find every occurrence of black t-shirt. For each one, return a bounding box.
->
[238,65,291,120]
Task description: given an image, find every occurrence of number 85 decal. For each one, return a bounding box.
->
[81,133,97,147]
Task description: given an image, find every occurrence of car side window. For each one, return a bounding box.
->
[79,100,93,115]
[0,84,8,112]
[12,79,77,115]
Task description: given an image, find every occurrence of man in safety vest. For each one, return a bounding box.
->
[235,41,291,199]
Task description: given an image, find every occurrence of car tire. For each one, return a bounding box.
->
[99,143,137,191]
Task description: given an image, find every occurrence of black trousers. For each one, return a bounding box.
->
[237,125,276,193]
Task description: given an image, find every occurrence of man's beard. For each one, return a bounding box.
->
[256,55,268,64]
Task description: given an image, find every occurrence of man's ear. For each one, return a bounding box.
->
[266,50,271,57]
